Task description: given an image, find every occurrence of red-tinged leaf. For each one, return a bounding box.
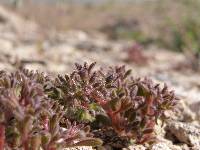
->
[73,138,103,147]
[143,128,154,134]
[0,124,5,150]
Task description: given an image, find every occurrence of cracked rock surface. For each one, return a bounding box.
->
[166,121,200,148]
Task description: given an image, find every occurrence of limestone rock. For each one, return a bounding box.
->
[166,121,200,147]
[166,100,196,122]
[151,143,171,150]
[190,101,200,122]
[124,145,146,150]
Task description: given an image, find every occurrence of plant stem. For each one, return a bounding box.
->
[0,124,5,150]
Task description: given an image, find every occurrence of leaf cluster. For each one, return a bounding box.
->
[0,62,179,149]
[50,62,179,147]
[0,69,102,150]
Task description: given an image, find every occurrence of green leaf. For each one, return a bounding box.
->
[41,132,51,145]
[76,109,95,122]
[124,69,132,79]
[89,103,101,111]
[30,134,41,150]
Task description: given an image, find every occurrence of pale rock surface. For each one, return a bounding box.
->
[125,145,146,150]
[151,142,171,150]
[165,100,196,122]
[166,121,200,147]
[189,101,200,122]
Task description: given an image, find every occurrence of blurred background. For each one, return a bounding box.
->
[0,0,200,104]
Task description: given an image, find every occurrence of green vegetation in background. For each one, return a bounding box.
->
[157,0,200,53]
[109,0,200,54]
[115,28,154,45]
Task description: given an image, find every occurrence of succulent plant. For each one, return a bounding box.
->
[50,62,179,147]
[0,69,102,150]
[0,62,179,149]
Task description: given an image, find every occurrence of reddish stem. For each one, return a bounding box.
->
[0,124,5,150]
[92,92,124,131]
[47,143,56,150]
[91,93,107,106]
[23,141,29,150]
[146,96,154,115]
[43,116,49,131]
[48,148,56,150]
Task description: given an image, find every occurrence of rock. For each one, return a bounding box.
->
[177,100,196,122]
[151,142,171,150]
[190,101,200,122]
[0,38,13,51]
[166,121,200,147]
[75,39,112,52]
[0,63,13,71]
[168,144,189,150]
[124,145,146,150]
[174,144,190,150]
[166,100,196,122]
[149,137,190,150]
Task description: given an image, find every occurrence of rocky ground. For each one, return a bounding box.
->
[0,5,200,150]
